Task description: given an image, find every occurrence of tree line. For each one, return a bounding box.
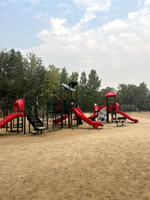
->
[0,49,150,111]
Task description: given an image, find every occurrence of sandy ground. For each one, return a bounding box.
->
[0,112,150,200]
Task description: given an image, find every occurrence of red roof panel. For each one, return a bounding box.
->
[105,92,117,97]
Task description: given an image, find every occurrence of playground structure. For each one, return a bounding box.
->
[96,91,139,125]
[52,89,138,128]
[52,82,79,129]
[52,82,103,129]
[0,89,139,134]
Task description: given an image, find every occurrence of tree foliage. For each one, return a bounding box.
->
[69,72,79,82]
[0,49,45,102]
[117,83,150,111]
[41,64,60,99]
[24,53,46,101]
[59,67,69,84]
[78,70,101,111]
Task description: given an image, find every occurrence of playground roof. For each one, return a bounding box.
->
[69,82,77,88]
[61,83,76,91]
[105,91,117,97]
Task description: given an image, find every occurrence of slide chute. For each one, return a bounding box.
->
[0,113,24,128]
[71,107,103,129]
[0,99,24,128]
[116,110,138,123]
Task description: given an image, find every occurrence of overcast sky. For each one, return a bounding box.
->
[0,0,150,89]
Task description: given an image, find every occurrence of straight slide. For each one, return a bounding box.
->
[116,110,138,123]
[71,107,103,129]
[88,113,98,120]
[53,114,68,123]
[0,113,24,128]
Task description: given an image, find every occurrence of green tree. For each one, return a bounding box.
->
[41,64,60,100]
[135,82,150,110]
[0,49,25,101]
[69,72,79,82]
[23,53,46,101]
[86,69,101,110]
[116,83,150,111]
[0,49,9,99]
[0,49,46,102]
[59,67,69,84]
[79,71,88,110]
[138,82,150,97]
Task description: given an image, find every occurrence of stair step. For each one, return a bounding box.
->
[30,130,39,134]
[36,127,47,130]
[13,125,23,128]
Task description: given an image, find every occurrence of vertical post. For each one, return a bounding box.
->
[6,105,8,131]
[60,83,63,128]
[24,98,26,134]
[36,101,38,116]
[21,116,23,132]
[76,82,79,128]
[68,89,71,128]
[10,120,12,132]
[70,90,73,129]
[17,117,19,134]
[76,82,78,107]
[106,97,109,123]
[29,122,31,133]
[47,97,49,129]
[114,96,117,121]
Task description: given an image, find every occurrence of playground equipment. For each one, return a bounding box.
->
[27,115,47,134]
[26,99,47,134]
[97,107,107,123]
[52,82,104,129]
[116,110,138,123]
[104,92,117,123]
[96,91,139,125]
[52,82,80,129]
[0,98,48,134]
[0,90,139,134]
[0,99,25,133]
[71,107,103,129]
[53,88,138,129]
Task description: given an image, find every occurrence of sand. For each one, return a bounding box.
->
[0,112,150,200]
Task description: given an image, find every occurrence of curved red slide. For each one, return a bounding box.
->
[13,99,24,112]
[0,113,24,128]
[71,107,103,129]
[116,110,138,123]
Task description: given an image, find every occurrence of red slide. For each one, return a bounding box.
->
[73,113,98,121]
[71,107,103,129]
[0,113,24,128]
[88,113,98,120]
[116,110,138,123]
[13,99,24,112]
[53,114,68,123]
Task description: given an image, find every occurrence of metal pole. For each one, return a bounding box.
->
[24,98,26,134]
[106,97,109,123]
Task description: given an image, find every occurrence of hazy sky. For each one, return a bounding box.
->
[0,0,150,89]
